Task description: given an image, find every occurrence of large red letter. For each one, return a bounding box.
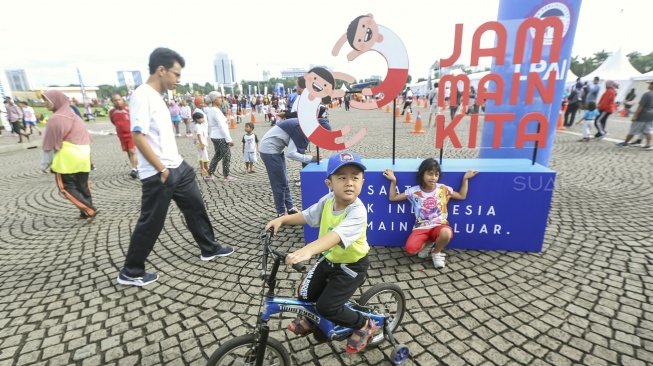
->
[439,74,470,107]
[513,17,563,64]
[467,114,479,148]
[477,74,504,106]
[525,70,557,104]
[440,23,463,68]
[435,114,463,148]
[483,113,514,148]
[516,112,548,148]
[471,21,507,66]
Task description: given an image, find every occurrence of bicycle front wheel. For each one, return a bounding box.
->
[358,283,406,347]
[206,334,291,366]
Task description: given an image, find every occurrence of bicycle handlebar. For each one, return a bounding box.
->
[272,250,307,273]
[261,230,307,273]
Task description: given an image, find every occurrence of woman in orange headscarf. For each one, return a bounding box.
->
[40,90,97,219]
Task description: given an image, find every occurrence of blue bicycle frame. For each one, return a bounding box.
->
[261,296,385,341]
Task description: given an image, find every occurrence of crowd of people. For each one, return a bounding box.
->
[559,76,653,149]
[1,43,651,355]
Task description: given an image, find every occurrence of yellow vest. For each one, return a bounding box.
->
[319,197,369,264]
[51,141,91,174]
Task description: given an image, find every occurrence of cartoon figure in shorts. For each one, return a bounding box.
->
[332,14,409,110]
[297,66,367,150]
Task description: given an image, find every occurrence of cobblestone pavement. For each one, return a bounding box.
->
[0,105,651,366]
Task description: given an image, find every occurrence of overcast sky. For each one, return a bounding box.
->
[1,0,649,88]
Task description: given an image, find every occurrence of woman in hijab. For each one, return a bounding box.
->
[40,89,97,219]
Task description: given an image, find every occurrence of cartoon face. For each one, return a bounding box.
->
[304,71,334,100]
[352,16,381,52]
[421,196,437,211]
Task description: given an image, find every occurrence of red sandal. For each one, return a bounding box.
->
[287,317,315,336]
[345,319,378,354]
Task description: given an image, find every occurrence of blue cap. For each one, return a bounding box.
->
[327,151,366,177]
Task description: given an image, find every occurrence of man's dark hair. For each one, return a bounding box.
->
[148,47,185,74]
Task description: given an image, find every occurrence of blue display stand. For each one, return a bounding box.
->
[301,158,555,252]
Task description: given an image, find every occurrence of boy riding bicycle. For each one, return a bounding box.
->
[265,151,375,353]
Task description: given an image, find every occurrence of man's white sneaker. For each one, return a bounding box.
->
[432,252,446,268]
[417,243,433,259]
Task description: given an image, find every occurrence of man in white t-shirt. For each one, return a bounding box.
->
[117,47,234,287]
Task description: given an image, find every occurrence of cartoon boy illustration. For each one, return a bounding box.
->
[332,14,409,110]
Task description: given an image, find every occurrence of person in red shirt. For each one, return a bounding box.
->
[594,80,617,139]
[109,93,138,178]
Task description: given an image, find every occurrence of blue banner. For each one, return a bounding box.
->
[479,0,582,166]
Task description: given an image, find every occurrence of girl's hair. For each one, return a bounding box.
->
[192,112,204,121]
[417,158,441,186]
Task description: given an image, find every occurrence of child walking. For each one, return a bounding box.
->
[383,158,478,268]
[18,101,41,136]
[241,122,259,173]
[265,151,377,354]
[576,101,599,142]
[192,112,211,180]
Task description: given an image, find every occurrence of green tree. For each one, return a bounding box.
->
[593,50,609,65]
[96,84,128,99]
[628,51,653,73]
[570,55,598,77]
[203,82,215,95]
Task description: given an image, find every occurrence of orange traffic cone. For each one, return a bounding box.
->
[556,111,565,130]
[395,106,401,117]
[556,103,566,130]
[229,116,237,129]
[385,104,390,113]
[411,112,425,134]
[404,110,412,123]
[250,110,256,123]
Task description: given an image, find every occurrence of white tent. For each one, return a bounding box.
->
[627,70,653,102]
[582,48,643,101]
[632,70,653,81]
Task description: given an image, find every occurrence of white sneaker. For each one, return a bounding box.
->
[417,243,433,258]
[432,252,446,268]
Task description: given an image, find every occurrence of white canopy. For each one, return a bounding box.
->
[632,70,653,81]
[582,48,642,100]
[584,48,642,81]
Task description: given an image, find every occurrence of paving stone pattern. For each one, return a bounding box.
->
[0,105,651,365]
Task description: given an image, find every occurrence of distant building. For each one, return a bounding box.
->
[0,67,13,99]
[117,71,143,88]
[5,69,32,91]
[214,53,236,86]
[281,68,307,79]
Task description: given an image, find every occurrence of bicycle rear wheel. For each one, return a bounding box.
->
[206,334,291,366]
[358,283,406,347]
